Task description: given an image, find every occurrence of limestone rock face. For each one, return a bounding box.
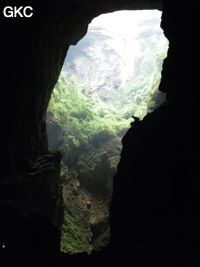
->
[64,10,166,99]
[46,116,64,151]
[147,89,166,113]
[0,152,63,229]
[109,1,200,265]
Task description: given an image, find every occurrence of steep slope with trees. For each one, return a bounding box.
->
[47,10,168,254]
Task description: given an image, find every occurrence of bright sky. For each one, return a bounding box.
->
[86,10,163,81]
[90,10,162,36]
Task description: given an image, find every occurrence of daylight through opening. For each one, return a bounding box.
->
[46,10,169,254]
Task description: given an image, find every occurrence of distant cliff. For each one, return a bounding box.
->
[63,10,168,109]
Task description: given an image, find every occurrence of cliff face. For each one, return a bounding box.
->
[1,0,200,266]
[64,10,168,105]
[110,1,200,265]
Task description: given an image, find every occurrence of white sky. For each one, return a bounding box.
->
[86,10,163,81]
[90,10,162,36]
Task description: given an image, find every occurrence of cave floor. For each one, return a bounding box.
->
[57,251,171,267]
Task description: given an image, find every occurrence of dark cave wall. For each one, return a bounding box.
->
[0,0,162,225]
[0,1,70,174]
[110,0,200,264]
[160,0,200,108]
[0,2,163,174]
[0,0,200,265]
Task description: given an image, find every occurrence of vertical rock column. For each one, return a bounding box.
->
[109,0,200,265]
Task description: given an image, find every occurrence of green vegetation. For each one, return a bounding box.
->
[47,32,168,254]
[60,210,91,254]
[47,74,133,166]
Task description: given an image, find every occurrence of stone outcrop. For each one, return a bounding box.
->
[0,152,63,230]
[46,115,64,151]
[147,90,166,113]
[1,0,200,266]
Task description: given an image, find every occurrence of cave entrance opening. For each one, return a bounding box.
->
[46,10,168,255]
